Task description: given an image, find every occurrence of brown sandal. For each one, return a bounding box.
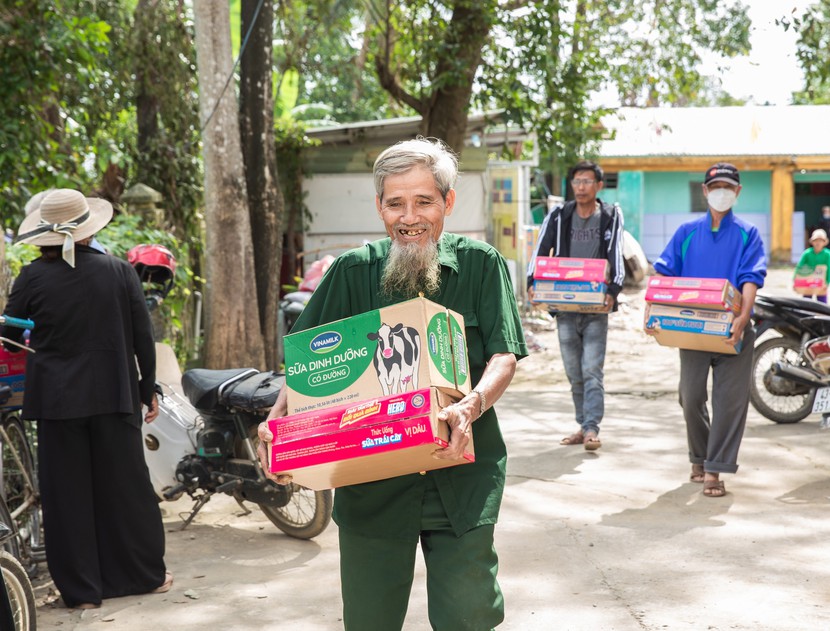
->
[583,432,602,451]
[151,571,174,594]
[703,479,726,498]
[560,432,584,446]
[690,464,705,483]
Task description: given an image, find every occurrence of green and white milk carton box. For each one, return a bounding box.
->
[284,297,471,415]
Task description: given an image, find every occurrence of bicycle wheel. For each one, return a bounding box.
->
[0,550,36,631]
[0,416,42,576]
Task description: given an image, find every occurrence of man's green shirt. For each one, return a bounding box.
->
[291,233,528,538]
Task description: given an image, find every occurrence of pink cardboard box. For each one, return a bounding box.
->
[645,277,742,313]
[268,388,474,490]
[531,279,607,311]
[533,257,608,282]
[794,265,827,296]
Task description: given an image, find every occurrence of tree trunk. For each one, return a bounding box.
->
[240,0,283,370]
[423,2,493,151]
[193,0,266,369]
[134,0,161,156]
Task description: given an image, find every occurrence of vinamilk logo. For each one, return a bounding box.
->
[309,331,342,353]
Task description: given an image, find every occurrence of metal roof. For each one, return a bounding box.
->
[305,111,508,146]
[599,105,830,158]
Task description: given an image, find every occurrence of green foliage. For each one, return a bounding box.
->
[4,244,40,279]
[129,1,203,241]
[781,0,830,104]
[95,213,200,364]
[275,118,319,233]
[275,0,400,122]
[476,0,751,173]
[0,0,115,220]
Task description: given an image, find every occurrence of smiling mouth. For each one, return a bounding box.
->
[397,227,426,237]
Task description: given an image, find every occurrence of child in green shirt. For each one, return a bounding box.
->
[795,228,830,303]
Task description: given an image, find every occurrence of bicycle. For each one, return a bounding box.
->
[0,500,36,631]
[0,315,43,578]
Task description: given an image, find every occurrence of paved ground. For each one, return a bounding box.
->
[33,267,830,630]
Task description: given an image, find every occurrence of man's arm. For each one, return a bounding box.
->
[434,352,517,460]
[527,208,558,290]
[605,204,625,305]
[727,282,757,346]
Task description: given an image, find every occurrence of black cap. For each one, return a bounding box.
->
[704,163,740,186]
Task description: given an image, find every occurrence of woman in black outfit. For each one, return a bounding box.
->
[1,189,172,609]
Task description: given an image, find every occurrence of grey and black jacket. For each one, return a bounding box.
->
[526,198,625,308]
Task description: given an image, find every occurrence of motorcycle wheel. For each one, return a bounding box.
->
[257,483,333,540]
[0,550,36,631]
[750,336,816,424]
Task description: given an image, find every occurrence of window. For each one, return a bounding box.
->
[604,172,618,189]
[690,181,707,212]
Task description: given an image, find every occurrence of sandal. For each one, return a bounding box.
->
[560,432,584,446]
[151,571,174,594]
[702,479,726,498]
[583,433,602,451]
[690,464,705,483]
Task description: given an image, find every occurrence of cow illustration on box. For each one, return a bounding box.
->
[367,323,421,395]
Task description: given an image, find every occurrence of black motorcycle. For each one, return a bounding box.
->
[750,294,830,423]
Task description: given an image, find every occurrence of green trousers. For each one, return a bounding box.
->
[338,477,504,631]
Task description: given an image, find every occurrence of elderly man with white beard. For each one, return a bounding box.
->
[258,137,527,631]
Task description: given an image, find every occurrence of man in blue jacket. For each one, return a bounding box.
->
[651,163,767,497]
[527,160,625,450]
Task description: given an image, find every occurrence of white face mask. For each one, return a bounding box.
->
[706,188,737,212]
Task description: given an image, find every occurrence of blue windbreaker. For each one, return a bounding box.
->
[653,211,767,290]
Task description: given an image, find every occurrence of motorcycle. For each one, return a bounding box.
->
[142,348,332,539]
[749,293,830,423]
[129,244,332,539]
[768,318,830,423]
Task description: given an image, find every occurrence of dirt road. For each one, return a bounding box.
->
[34,266,830,630]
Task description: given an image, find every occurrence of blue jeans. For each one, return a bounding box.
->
[556,312,609,435]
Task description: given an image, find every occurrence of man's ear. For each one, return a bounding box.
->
[444,189,456,217]
[376,195,383,219]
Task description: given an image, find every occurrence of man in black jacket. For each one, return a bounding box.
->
[527,160,625,450]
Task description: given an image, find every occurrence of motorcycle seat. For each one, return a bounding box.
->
[756,294,830,316]
[221,371,285,412]
[182,368,259,412]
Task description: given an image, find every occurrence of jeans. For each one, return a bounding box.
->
[556,312,609,435]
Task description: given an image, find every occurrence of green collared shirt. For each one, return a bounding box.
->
[291,233,528,538]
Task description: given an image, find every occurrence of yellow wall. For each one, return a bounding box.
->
[490,167,520,261]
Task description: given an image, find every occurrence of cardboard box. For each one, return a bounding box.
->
[794,265,827,296]
[645,303,740,354]
[532,279,607,311]
[268,388,474,490]
[284,297,470,415]
[0,346,26,409]
[533,256,608,282]
[645,277,742,313]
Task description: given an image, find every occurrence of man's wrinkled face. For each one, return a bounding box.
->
[376,166,455,247]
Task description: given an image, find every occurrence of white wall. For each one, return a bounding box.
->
[642,212,772,263]
[301,172,488,264]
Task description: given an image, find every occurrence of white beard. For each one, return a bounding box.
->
[381,237,441,299]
